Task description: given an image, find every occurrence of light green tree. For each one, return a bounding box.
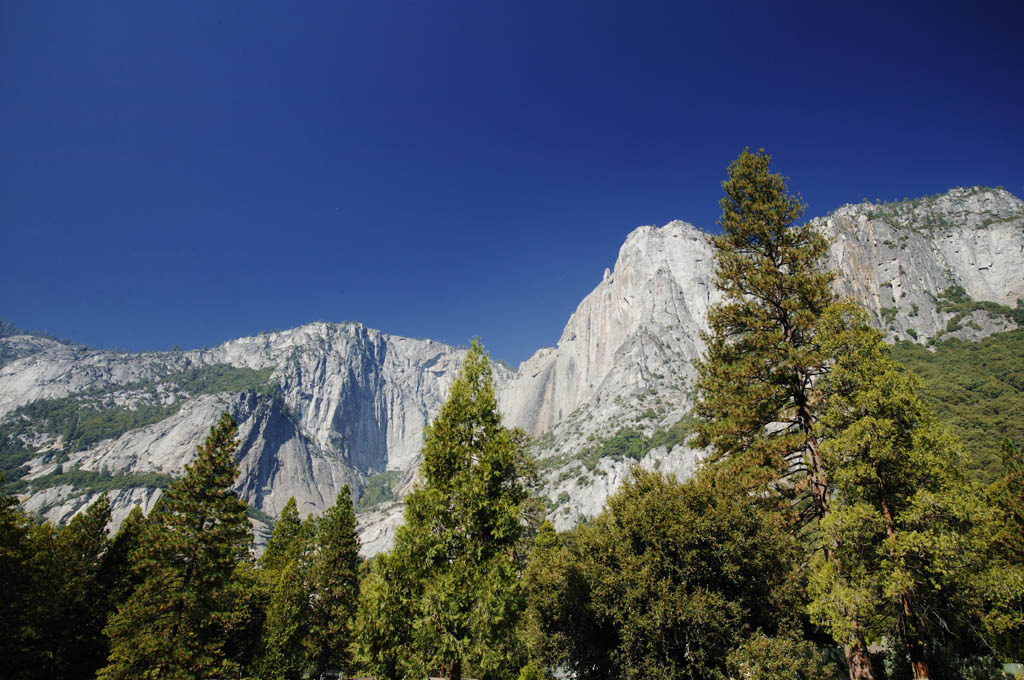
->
[253,507,315,680]
[98,413,253,680]
[810,306,1013,679]
[352,340,536,680]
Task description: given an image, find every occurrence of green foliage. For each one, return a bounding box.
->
[0,363,276,488]
[167,363,275,395]
[0,478,34,673]
[891,329,1024,483]
[575,416,695,472]
[523,469,808,680]
[931,285,1024,341]
[352,341,536,680]
[3,495,123,680]
[357,469,403,511]
[254,504,315,680]
[725,634,836,680]
[693,147,835,526]
[13,467,174,494]
[0,397,179,480]
[306,488,361,676]
[810,305,1005,676]
[98,413,254,680]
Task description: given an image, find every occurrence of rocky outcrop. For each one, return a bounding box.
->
[4,187,1022,552]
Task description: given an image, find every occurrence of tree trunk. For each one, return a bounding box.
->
[878,488,930,680]
[844,626,874,680]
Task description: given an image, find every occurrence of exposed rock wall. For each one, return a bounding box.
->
[4,187,1022,553]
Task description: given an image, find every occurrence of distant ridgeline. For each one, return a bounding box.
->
[0,185,1022,545]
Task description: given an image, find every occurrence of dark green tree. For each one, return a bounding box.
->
[48,495,115,679]
[8,495,115,680]
[99,505,148,611]
[98,413,253,680]
[306,487,361,677]
[0,477,33,675]
[523,468,818,680]
[352,340,536,680]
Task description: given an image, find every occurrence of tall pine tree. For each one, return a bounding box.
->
[306,487,361,677]
[352,340,536,680]
[692,149,873,678]
[99,413,253,680]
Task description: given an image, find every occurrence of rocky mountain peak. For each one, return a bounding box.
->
[5,186,1022,554]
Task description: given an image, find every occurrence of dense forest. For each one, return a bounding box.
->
[1,151,1021,680]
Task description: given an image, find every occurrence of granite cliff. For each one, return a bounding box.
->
[3,187,1021,554]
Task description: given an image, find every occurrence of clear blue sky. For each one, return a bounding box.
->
[2,1,1022,365]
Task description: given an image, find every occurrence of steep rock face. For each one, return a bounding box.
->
[820,187,1024,343]
[500,221,717,437]
[496,188,1024,529]
[5,187,1022,552]
[4,323,473,546]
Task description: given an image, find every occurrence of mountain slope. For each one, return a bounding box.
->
[3,186,1021,553]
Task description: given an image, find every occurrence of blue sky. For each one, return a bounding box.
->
[2,1,1022,365]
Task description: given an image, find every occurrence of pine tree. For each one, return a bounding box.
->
[99,505,147,611]
[259,495,302,574]
[352,340,536,680]
[691,149,873,678]
[48,494,115,679]
[254,511,315,680]
[98,413,253,680]
[810,307,1013,679]
[306,487,361,677]
[0,477,34,676]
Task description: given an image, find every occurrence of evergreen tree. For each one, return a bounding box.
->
[254,512,315,680]
[259,495,302,575]
[99,505,148,611]
[0,477,33,675]
[306,487,361,677]
[352,340,536,680]
[98,413,253,680]
[47,495,115,679]
[692,149,874,678]
[809,305,1002,679]
[522,468,818,680]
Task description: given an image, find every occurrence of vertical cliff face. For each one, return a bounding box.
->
[499,221,717,437]
[4,187,1022,554]
[820,187,1024,343]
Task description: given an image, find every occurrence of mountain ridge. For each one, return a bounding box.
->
[3,186,1022,554]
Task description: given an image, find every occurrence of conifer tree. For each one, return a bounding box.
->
[259,495,302,575]
[307,487,361,677]
[99,505,147,611]
[254,511,315,680]
[691,149,873,678]
[48,494,115,679]
[99,413,252,680]
[352,340,535,680]
[0,477,34,675]
[811,307,1016,679]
